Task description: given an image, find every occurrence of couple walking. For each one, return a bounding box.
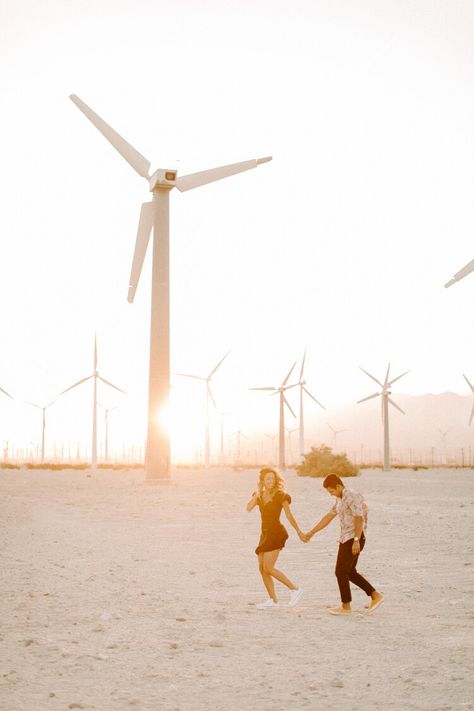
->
[247,467,384,614]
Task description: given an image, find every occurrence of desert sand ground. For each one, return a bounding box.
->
[1,466,473,711]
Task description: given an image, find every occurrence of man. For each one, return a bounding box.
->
[304,474,384,615]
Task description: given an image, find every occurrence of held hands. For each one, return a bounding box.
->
[298,530,314,543]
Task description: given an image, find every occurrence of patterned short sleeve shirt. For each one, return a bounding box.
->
[330,487,369,543]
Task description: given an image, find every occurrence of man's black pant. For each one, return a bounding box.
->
[335,534,375,604]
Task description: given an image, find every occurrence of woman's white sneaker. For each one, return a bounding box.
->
[256,598,279,609]
[288,588,303,607]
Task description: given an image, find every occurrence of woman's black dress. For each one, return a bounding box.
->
[255,490,292,555]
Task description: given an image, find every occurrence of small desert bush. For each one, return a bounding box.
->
[296,445,359,478]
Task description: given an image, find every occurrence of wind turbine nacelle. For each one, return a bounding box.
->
[149,169,178,191]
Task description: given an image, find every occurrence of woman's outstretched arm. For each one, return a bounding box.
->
[282,501,306,541]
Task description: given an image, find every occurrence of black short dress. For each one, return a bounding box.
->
[255,490,292,555]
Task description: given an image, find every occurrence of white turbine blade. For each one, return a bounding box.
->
[128,202,153,303]
[69,95,151,178]
[98,376,126,395]
[46,398,58,408]
[207,384,217,411]
[303,386,326,409]
[26,401,41,409]
[249,386,276,391]
[0,386,13,399]
[383,363,391,388]
[388,397,405,415]
[444,259,474,288]
[463,374,474,393]
[356,392,381,404]
[299,350,306,382]
[283,394,296,418]
[282,361,297,387]
[58,374,93,397]
[388,369,410,387]
[469,404,474,426]
[175,156,272,192]
[327,423,335,433]
[360,367,384,389]
[208,352,230,379]
[94,334,98,371]
[175,373,205,381]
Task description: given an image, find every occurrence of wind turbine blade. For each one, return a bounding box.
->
[444,258,474,287]
[94,334,98,371]
[356,392,381,404]
[469,404,474,426]
[207,384,217,411]
[283,394,296,418]
[299,350,306,382]
[175,373,205,381]
[383,363,391,388]
[69,95,151,178]
[175,156,272,192]
[463,374,474,393]
[127,202,153,303]
[208,352,230,379]
[0,386,13,399]
[26,401,41,409]
[388,370,410,387]
[303,387,325,409]
[46,398,58,408]
[58,375,93,397]
[388,397,405,415]
[98,376,127,395]
[282,362,297,387]
[249,386,276,391]
[360,367,384,388]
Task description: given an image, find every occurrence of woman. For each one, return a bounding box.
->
[247,467,305,609]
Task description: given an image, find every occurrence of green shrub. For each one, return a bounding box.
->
[296,445,359,478]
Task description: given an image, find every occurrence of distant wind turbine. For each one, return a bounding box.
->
[357,363,409,471]
[444,259,474,288]
[98,403,117,462]
[296,351,325,459]
[58,336,126,470]
[1,386,13,400]
[327,423,348,450]
[229,429,248,465]
[175,353,229,468]
[250,363,298,470]
[463,374,474,426]
[26,398,59,463]
[69,94,271,481]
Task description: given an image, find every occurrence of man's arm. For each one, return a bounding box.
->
[352,515,364,553]
[305,510,337,540]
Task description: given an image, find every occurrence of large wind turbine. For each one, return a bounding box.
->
[175,353,229,468]
[327,423,348,450]
[357,363,409,471]
[250,363,298,470]
[26,398,58,463]
[69,94,272,480]
[296,351,325,459]
[444,259,474,288]
[463,374,474,426]
[58,336,126,470]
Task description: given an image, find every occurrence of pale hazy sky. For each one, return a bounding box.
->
[1,0,473,459]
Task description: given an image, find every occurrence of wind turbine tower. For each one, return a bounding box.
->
[463,374,474,426]
[250,363,298,470]
[357,363,409,471]
[69,94,271,481]
[296,351,325,459]
[26,398,59,463]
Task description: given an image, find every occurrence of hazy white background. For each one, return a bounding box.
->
[1,0,473,460]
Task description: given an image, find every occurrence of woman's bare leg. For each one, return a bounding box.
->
[258,552,277,601]
[263,550,297,590]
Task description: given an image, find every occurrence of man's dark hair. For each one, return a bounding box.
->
[323,474,344,489]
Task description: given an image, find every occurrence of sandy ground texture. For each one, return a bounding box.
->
[1,466,473,711]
